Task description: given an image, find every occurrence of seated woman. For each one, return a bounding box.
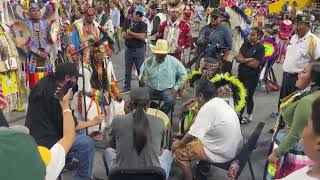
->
[285,98,320,180]
[266,61,320,179]
[279,96,320,179]
[104,88,173,179]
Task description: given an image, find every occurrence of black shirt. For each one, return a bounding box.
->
[122,19,147,49]
[238,41,265,76]
[25,75,78,148]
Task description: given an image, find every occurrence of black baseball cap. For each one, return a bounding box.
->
[150,3,160,10]
[54,62,83,80]
[296,14,311,24]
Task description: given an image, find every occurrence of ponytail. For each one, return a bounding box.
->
[131,99,150,155]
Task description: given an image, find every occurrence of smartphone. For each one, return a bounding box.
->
[55,80,76,100]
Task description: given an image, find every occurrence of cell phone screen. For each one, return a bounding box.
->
[55,80,76,100]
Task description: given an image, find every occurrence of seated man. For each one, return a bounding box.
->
[139,39,187,114]
[104,88,173,179]
[172,79,243,180]
[25,62,103,180]
[0,89,75,180]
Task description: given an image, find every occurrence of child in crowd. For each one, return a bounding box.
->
[194,0,204,31]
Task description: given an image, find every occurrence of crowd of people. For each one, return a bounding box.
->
[0,0,320,180]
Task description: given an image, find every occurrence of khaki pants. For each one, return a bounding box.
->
[174,141,209,167]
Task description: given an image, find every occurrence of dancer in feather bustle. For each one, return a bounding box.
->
[0,20,24,112]
[11,2,57,89]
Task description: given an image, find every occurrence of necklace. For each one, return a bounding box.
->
[32,21,42,49]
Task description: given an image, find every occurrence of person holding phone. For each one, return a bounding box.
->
[0,89,76,180]
[25,62,103,180]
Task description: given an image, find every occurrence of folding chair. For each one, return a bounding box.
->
[149,96,174,150]
[195,122,265,180]
[263,54,278,94]
[109,166,166,180]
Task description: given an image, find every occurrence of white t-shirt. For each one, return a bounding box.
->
[45,143,66,180]
[188,98,243,163]
[278,165,318,180]
[283,31,320,73]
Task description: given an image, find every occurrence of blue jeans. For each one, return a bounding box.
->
[103,148,173,179]
[145,86,175,114]
[68,134,95,180]
[124,47,145,89]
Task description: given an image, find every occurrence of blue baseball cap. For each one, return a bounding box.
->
[135,5,145,14]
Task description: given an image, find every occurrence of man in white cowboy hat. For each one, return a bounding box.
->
[139,39,187,114]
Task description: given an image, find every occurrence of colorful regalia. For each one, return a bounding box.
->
[72,45,118,136]
[11,2,57,89]
[156,0,191,63]
[0,24,23,112]
[179,58,246,134]
[276,19,293,64]
[0,0,15,25]
[181,2,194,21]
[254,6,267,28]
[226,5,248,59]
[95,10,114,55]
[156,19,191,62]
[69,18,100,64]
[25,18,53,88]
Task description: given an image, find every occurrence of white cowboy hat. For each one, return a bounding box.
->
[150,39,170,54]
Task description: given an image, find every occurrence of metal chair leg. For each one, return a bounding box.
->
[196,161,210,180]
[248,157,255,180]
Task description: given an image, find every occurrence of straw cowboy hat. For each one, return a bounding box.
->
[150,39,170,54]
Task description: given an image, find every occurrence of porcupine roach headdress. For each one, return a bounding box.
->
[166,0,180,9]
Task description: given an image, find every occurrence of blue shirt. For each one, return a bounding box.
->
[198,24,233,58]
[139,55,187,91]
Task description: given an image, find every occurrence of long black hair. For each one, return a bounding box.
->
[131,98,150,155]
